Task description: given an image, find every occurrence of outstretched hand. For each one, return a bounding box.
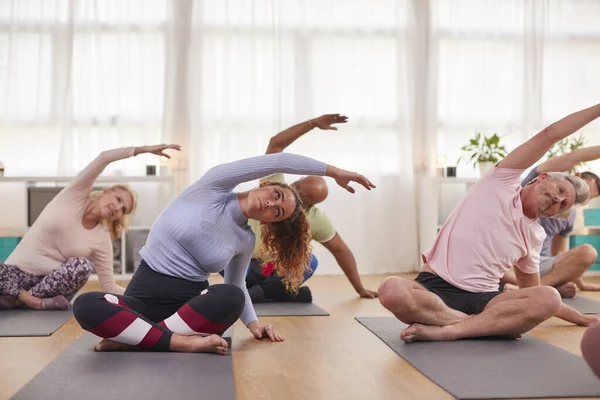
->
[332,169,376,194]
[139,144,181,158]
[312,114,348,130]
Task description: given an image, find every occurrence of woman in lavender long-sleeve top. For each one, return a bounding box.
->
[73,153,375,354]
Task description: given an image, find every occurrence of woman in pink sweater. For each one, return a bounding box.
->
[0,144,180,310]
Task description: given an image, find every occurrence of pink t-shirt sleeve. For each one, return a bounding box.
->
[485,165,525,187]
[515,253,541,274]
[491,165,543,274]
[515,230,543,274]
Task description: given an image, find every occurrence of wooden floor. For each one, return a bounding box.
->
[1,273,600,400]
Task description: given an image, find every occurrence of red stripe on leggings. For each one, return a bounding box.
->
[176,304,228,334]
[89,310,138,339]
[138,327,164,348]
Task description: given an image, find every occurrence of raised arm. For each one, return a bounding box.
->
[266,114,348,154]
[70,144,181,192]
[198,153,375,194]
[498,103,600,170]
[537,145,600,174]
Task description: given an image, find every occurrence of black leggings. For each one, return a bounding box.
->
[73,260,245,351]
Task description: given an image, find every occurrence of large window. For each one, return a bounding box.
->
[191,0,411,175]
[432,0,600,176]
[0,0,166,175]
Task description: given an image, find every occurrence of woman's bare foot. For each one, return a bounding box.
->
[0,296,19,309]
[170,334,229,355]
[94,339,138,352]
[40,295,70,310]
[556,282,577,298]
[502,283,519,293]
[400,324,452,342]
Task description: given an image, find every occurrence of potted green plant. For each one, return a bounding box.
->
[458,132,507,176]
[546,133,587,173]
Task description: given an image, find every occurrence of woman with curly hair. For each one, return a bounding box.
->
[0,144,179,310]
[73,153,374,354]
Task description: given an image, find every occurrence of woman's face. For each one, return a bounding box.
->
[247,185,297,223]
[98,188,134,221]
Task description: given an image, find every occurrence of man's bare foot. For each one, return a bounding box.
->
[171,334,229,355]
[94,339,138,352]
[503,283,519,293]
[556,282,577,298]
[400,324,522,342]
[400,323,452,342]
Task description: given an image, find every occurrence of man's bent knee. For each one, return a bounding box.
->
[527,286,561,319]
[378,277,420,316]
[578,244,598,268]
[378,277,403,308]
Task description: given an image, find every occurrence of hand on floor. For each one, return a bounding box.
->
[580,314,600,327]
[358,288,378,299]
[578,282,600,292]
[251,324,285,342]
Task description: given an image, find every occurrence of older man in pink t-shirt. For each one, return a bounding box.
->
[379,103,600,342]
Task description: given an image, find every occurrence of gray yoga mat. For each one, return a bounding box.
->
[12,329,235,400]
[356,317,600,399]
[254,302,329,316]
[0,309,73,337]
[563,296,600,314]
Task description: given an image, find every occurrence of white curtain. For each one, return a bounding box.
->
[424,0,600,251]
[5,0,599,273]
[0,0,167,176]
[430,0,600,179]
[0,0,420,273]
[180,0,419,274]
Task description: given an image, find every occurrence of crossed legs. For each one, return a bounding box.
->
[378,276,561,342]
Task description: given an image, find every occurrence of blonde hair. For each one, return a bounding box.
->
[89,184,138,240]
[258,182,312,294]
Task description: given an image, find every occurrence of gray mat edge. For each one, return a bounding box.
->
[354,316,600,400]
[562,296,600,314]
[354,317,457,399]
[254,302,330,317]
[12,330,236,400]
[0,309,73,337]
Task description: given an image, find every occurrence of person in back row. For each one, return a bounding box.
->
[501,145,600,298]
[378,102,600,342]
[243,114,378,303]
[73,152,375,354]
[0,144,179,310]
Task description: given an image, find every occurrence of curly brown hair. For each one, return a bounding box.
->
[258,182,312,294]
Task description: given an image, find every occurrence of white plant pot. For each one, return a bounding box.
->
[478,162,494,177]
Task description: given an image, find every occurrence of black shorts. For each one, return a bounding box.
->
[415,272,501,315]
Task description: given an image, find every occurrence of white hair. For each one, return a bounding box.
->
[545,172,590,206]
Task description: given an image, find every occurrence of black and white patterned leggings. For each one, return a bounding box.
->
[0,258,93,300]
